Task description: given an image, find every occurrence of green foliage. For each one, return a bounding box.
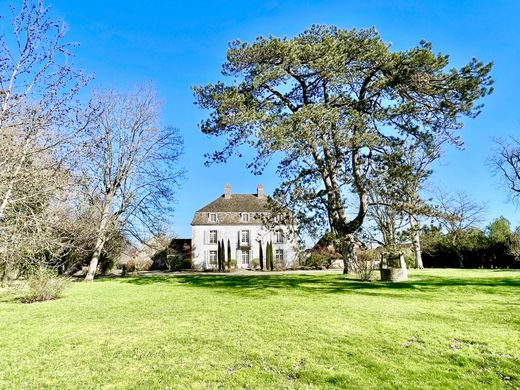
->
[217,241,221,271]
[259,241,264,270]
[227,239,231,269]
[194,25,493,240]
[487,216,511,245]
[304,248,335,269]
[98,255,116,275]
[162,249,193,271]
[22,267,70,303]
[507,229,520,260]
[269,241,274,271]
[420,222,519,268]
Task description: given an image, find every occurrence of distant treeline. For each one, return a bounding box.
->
[420,217,520,269]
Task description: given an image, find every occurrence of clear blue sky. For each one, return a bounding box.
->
[35,0,520,238]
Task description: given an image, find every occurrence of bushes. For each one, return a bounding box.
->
[352,250,377,282]
[22,267,70,303]
[164,253,193,271]
[304,249,335,269]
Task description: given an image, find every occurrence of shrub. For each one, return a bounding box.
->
[304,248,335,269]
[22,267,70,303]
[126,260,136,272]
[352,250,376,282]
[252,258,260,269]
[99,256,116,275]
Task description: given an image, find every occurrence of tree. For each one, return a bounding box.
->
[0,0,90,280]
[492,137,520,201]
[269,241,274,271]
[433,191,487,267]
[366,139,442,268]
[227,239,231,268]
[217,240,222,271]
[487,216,511,245]
[194,25,493,273]
[259,240,264,270]
[265,241,271,271]
[79,87,184,281]
[220,239,225,271]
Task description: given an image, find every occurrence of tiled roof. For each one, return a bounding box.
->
[191,194,271,225]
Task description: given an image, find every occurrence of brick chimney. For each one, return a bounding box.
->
[224,183,231,199]
[257,184,265,199]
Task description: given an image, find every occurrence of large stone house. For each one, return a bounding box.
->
[191,184,299,270]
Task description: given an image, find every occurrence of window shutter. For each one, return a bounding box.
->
[204,250,208,267]
[248,230,251,246]
[237,231,241,247]
[204,230,207,245]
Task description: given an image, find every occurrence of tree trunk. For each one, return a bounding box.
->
[409,214,424,269]
[340,233,357,274]
[85,234,105,282]
[85,203,112,282]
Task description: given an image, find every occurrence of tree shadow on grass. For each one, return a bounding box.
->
[108,272,520,299]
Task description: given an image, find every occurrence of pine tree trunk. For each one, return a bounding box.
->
[409,214,424,269]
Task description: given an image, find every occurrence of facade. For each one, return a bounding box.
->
[191,184,299,270]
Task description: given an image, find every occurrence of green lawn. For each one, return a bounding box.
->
[0,269,519,389]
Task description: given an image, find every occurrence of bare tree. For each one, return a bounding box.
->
[78,86,184,281]
[0,1,89,281]
[433,191,487,267]
[366,139,442,268]
[492,137,520,201]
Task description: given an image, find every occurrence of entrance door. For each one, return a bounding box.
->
[240,250,250,268]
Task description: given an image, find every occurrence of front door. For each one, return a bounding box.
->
[240,250,250,268]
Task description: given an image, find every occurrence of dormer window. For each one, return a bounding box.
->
[209,213,217,223]
[241,213,250,222]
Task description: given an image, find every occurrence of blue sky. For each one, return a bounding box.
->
[34,0,520,238]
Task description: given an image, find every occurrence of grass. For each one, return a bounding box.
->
[0,269,519,389]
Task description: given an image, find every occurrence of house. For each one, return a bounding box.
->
[191,184,299,270]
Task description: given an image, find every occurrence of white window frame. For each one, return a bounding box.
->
[275,229,284,244]
[209,230,217,244]
[209,213,217,223]
[241,213,250,222]
[209,250,218,265]
[275,249,284,262]
[240,230,250,246]
[241,250,250,265]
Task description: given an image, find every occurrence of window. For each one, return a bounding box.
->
[209,230,217,244]
[209,250,218,265]
[275,229,284,244]
[241,250,250,265]
[209,213,217,222]
[240,230,250,246]
[241,213,250,222]
[275,249,284,262]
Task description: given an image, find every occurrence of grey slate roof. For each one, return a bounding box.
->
[191,194,271,225]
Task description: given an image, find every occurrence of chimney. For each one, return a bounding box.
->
[224,183,231,199]
[257,184,264,199]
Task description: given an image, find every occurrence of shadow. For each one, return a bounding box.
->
[98,271,520,298]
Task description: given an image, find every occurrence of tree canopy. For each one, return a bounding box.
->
[195,25,493,271]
